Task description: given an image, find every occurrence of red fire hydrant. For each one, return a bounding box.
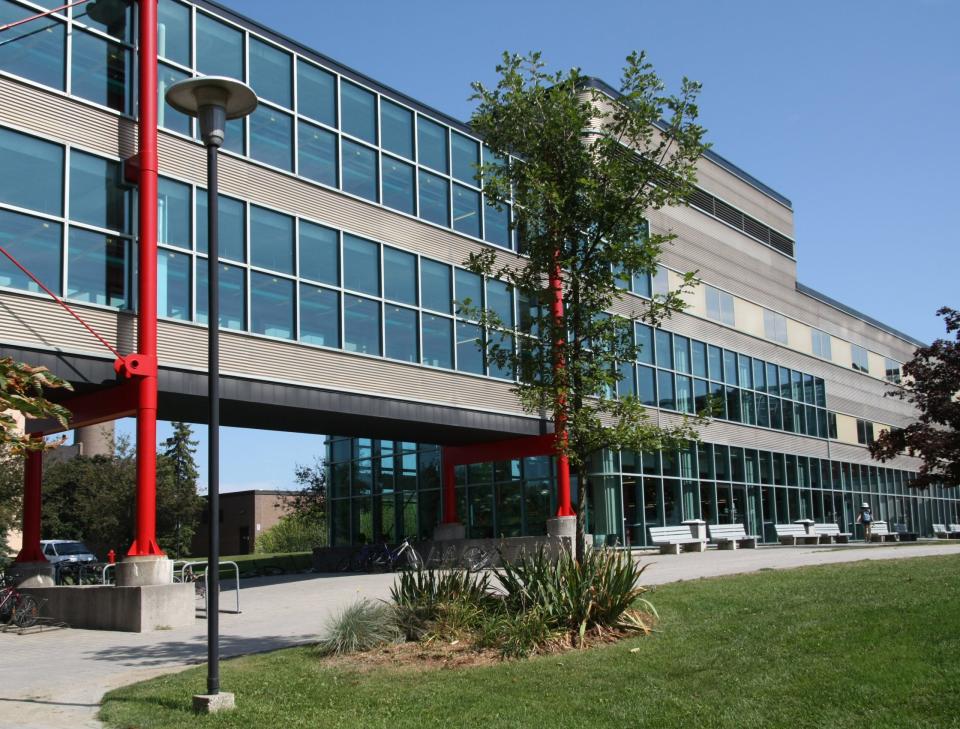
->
[107,549,116,564]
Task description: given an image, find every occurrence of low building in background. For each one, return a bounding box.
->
[192,490,293,557]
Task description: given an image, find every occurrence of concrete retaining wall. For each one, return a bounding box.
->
[21,584,195,632]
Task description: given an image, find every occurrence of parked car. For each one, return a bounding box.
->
[40,540,98,564]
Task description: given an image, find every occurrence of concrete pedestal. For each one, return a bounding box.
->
[433,522,466,541]
[546,515,577,543]
[193,692,236,714]
[7,561,55,587]
[116,555,173,586]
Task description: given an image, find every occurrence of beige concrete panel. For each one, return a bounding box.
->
[668,270,704,316]
[867,351,886,380]
[831,338,852,369]
[786,318,812,356]
[734,298,764,338]
[835,413,859,445]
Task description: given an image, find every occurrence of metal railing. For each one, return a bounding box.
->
[180,560,241,614]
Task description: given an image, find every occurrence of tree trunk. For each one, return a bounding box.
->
[575,463,589,562]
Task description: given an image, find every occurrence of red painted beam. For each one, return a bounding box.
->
[14,443,45,563]
[26,380,138,435]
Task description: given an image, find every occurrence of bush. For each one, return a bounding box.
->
[316,599,402,656]
[476,607,560,659]
[256,514,325,554]
[390,567,493,639]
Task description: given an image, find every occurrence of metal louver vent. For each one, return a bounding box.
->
[687,185,795,258]
[743,216,769,243]
[688,188,714,214]
[769,230,794,256]
[714,199,743,228]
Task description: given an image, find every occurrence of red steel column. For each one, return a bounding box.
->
[441,449,458,524]
[14,445,45,563]
[551,256,574,517]
[129,0,162,556]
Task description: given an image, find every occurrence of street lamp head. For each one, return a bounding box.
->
[164,76,257,148]
[86,0,127,26]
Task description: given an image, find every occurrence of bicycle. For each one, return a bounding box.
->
[339,537,422,573]
[460,545,493,571]
[0,580,40,629]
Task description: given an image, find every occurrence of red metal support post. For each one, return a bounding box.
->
[14,441,46,563]
[551,256,574,517]
[128,0,162,556]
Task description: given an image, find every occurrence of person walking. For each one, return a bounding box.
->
[857,502,874,542]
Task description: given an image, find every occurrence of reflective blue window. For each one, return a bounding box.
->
[159,63,191,135]
[420,259,451,313]
[456,321,483,375]
[157,0,190,66]
[487,280,513,327]
[657,370,675,410]
[0,210,61,294]
[196,13,243,79]
[418,170,448,227]
[251,272,293,339]
[344,295,380,355]
[490,333,513,380]
[385,304,418,363]
[300,284,339,347]
[638,365,657,407]
[341,140,378,202]
[0,127,62,215]
[67,228,128,307]
[483,199,509,248]
[710,345,725,382]
[74,0,131,41]
[632,270,651,297]
[417,117,448,173]
[72,30,129,113]
[217,118,245,155]
[381,99,413,159]
[158,249,190,320]
[298,121,337,187]
[453,184,480,237]
[343,234,379,295]
[158,177,190,249]
[422,314,452,368]
[340,80,376,144]
[196,192,244,262]
[297,60,336,127]
[299,220,338,285]
[455,269,482,315]
[383,247,416,305]
[619,361,636,398]
[673,335,690,374]
[451,132,479,185]
[69,152,128,232]
[676,375,694,414]
[692,340,707,378]
[382,156,415,215]
[250,206,294,274]
[655,329,673,369]
[635,323,653,364]
[197,261,245,330]
[249,106,293,171]
[249,37,291,108]
[0,1,65,90]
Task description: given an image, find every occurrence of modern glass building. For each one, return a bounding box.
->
[0,0,955,548]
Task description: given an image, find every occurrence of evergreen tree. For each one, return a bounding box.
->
[157,422,203,558]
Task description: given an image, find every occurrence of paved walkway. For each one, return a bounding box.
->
[2,542,959,729]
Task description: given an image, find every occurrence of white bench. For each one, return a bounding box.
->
[869,520,899,542]
[813,523,852,544]
[934,523,960,539]
[707,523,759,550]
[775,523,820,546]
[649,525,706,555]
[951,523,960,533]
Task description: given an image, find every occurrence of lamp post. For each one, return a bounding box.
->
[165,76,256,711]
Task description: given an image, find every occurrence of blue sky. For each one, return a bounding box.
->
[127,0,959,492]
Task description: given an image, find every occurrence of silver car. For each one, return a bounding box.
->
[41,540,98,564]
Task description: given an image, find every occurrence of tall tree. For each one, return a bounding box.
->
[467,52,710,553]
[157,422,203,558]
[283,457,327,528]
[870,307,960,489]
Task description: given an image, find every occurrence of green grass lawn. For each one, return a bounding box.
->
[100,554,960,729]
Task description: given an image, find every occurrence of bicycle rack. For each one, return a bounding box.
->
[101,563,116,585]
[181,560,241,614]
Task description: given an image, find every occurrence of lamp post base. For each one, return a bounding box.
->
[193,692,236,714]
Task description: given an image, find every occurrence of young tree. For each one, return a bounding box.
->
[870,307,960,489]
[467,52,710,553]
[283,457,327,528]
[1,356,72,454]
[156,422,203,558]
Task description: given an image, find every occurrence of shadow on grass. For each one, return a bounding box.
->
[84,633,318,667]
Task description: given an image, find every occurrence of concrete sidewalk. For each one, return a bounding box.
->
[2,541,958,729]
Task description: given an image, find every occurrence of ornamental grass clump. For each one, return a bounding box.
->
[390,566,493,640]
[315,599,402,656]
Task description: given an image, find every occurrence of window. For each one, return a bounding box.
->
[0,127,63,215]
[67,228,128,307]
[158,177,191,249]
[300,285,339,347]
[705,285,735,326]
[343,295,381,355]
[420,259,451,313]
[299,220,338,285]
[196,193,244,261]
[340,80,376,144]
[157,0,190,66]
[657,370,675,410]
[341,140,378,202]
[343,234,379,296]
[0,210,61,294]
[250,206,294,274]
[159,63,191,134]
[197,262,245,330]
[298,121,337,186]
[487,280,513,327]
[422,314,452,368]
[71,29,130,112]
[418,170,449,226]
[851,343,869,373]
[763,309,788,344]
[483,199,510,248]
[196,13,243,79]
[380,99,413,159]
[856,419,875,446]
[69,152,128,232]
[456,269,482,315]
[637,365,656,406]
[417,117,448,173]
[651,265,670,297]
[385,305,418,362]
[250,272,293,339]
[884,358,901,384]
[453,185,481,237]
[382,156,415,215]
[248,38,291,108]
[158,250,190,320]
[812,328,832,359]
[0,0,65,90]
[249,106,293,171]
[383,247,417,305]
[451,132,479,185]
[297,60,336,127]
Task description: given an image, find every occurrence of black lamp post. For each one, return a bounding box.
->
[165,76,256,703]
